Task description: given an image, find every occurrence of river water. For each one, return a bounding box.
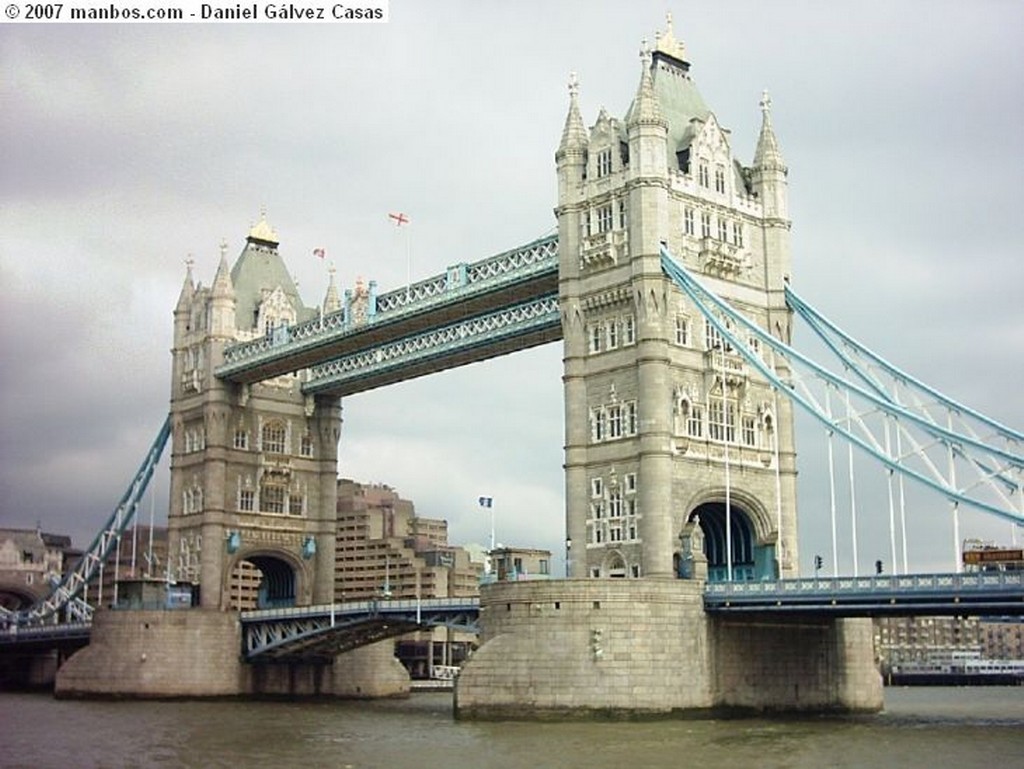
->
[1,687,1022,769]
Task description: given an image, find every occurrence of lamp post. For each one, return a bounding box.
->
[565,537,572,578]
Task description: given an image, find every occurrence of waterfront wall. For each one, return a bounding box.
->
[455,580,883,719]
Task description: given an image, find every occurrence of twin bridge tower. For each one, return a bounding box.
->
[168,20,797,610]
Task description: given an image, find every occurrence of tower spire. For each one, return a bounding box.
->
[753,90,786,171]
[557,71,588,159]
[323,263,341,314]
[627,41,666,129]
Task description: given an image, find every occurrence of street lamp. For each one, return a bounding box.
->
[565,538,572,578]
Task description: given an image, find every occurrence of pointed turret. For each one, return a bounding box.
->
[173,257,196,348]
[627,43,666,131]
[753,90,787,173]
[176,258,195,312]
[751,90,789,223]
[556,71,588,162]
[323,264,341,315]
[626,42,669,184]
[209,239,237,338]
[556,72,590,235]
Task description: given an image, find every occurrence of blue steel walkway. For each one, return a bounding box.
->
[6,574,1021,660]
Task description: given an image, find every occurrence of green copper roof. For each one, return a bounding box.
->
[625,52,711,152]
[230,238,316,331]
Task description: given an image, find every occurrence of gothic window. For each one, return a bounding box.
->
[606,319,619,350]
[591,477,603,498]
[239,489,254,512]
[684,207,694,236]
[289,493,304,516]
[591,408,606,442]
[630,564,641,578]
[688,405,704,438]
[234,428,249,450]
[595,528,605,544]
[675,315,690,346]
[609,489,623,518]
[733,221,744,247]
[624,402,637,436]
[714,165,726,193]
[591,501,604,520]
[709,396,736,443]
[717,217,728,241]
[618,199,628,229]
[597,204,613,233]
[622,315,635,345]
[698,161,709,187]
[624,472,637,493]
[261,420,287,454]
[701,211,711,238]
[588,324,602,354]
[608,405,623,439]
[261,485,286,514]
[596,148,612,178]
[742,415,757,447]
[705,318,734,352]
[300,432,314,457]
[609,526,623,542]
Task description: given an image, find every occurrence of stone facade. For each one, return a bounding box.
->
[168,218,341,610]
[557,18,798,582]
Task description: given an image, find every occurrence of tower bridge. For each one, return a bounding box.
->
[6,16,1022,715]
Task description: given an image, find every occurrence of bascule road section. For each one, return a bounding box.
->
[215,235,559,396]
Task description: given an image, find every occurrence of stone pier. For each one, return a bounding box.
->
[454,580,882,719]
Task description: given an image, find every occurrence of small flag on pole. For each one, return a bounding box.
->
[478,496,493,508]
[388,212,410,226]
[313,247,326,259]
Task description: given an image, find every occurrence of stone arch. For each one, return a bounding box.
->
[680,487,778,582]
[0,580,47,612]
[601,549,628,578]
[225,548,308,610]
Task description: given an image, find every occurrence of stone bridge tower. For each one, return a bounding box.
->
[557,18,798,582]
[168,215,341,610]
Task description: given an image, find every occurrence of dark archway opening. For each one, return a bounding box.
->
[228,555,297,609]
[689,502,776,582]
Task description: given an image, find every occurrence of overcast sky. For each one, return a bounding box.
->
[2,1,1022,577]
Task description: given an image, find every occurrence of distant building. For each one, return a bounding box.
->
[335,479,483,678]
[873,615,1024,671]
[0,527,73,610]
[78,525,170,608]
[489,546,553,582]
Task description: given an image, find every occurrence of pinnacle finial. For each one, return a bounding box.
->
[219,238,229,260]
[185,254,194,272]
[640,37,652,64]
[760,89,772,114]
[568,71,579,98]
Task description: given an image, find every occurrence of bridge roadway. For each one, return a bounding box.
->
[215,235,559,396]
[6,573,1020,661]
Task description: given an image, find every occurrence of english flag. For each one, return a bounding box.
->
[388,212,409,226]
[313,247,326,259]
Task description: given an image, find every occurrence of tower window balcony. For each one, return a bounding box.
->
[580,230,629,269]
[699,237,747,277]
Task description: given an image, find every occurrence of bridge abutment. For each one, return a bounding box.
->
[455,581,881,719]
